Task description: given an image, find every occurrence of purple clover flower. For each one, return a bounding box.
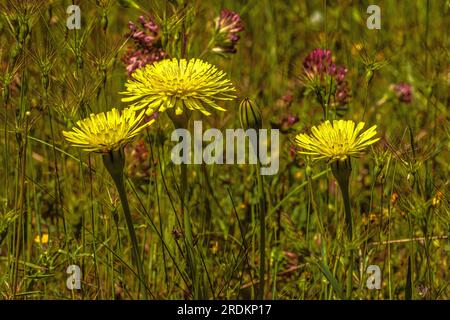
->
[393,83,413,103]
[122,15,167,76]
[212,9,244,54]
[125,139,152,182]
[302,48,350,106]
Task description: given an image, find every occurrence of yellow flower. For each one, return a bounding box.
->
[351,42,363,56]
[34,233,49,245]
[294,120,379,162]
[432,191,444,207]
[121,58,236,116]
[63,108,153,152]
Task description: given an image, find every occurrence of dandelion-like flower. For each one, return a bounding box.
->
[294,120,379,162]
[121,58,236,117]
[62,108,153,152]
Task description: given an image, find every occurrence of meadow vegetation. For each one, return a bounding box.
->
[0,0,448,299]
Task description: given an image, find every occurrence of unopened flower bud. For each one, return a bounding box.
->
[239,98,262,130]
[212,9,244,55]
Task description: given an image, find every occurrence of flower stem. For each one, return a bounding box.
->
[180,162,201,299]
[256,161,266,299]
[340,183,355,299]
[331,159,354,299]
[103,151,148,299]
[169,112,202,299]
[340,180,353,241]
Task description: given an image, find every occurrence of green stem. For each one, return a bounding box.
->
[340,181,353,241]
[340,179,354,299]
[331,160,353,240]
[256,161,266,300]
[180,162,201,299]
[103,151,148,299]
[169,111,202,299]
[331,159,353,299]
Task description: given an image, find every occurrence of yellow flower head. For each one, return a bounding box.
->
[121,58,236,116]
[294,120,379,162]
[63,108,153,153]
[34,233,49,245]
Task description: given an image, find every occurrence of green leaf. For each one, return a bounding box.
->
[316,259,344,299]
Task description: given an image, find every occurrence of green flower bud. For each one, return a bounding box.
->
[239,98,262,130]
[305,165,313,178]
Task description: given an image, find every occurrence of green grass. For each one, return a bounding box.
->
[0,0,448,300]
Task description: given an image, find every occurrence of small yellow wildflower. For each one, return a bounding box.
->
[391,192,399,204]
[34,233,49,245]
[351,42,363,56]
[121,58,236,116]
[211,241,219,254]
[294,120,379,162]
[432,191,444,207]
[63,108,153,152]
[294,171,303,180]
